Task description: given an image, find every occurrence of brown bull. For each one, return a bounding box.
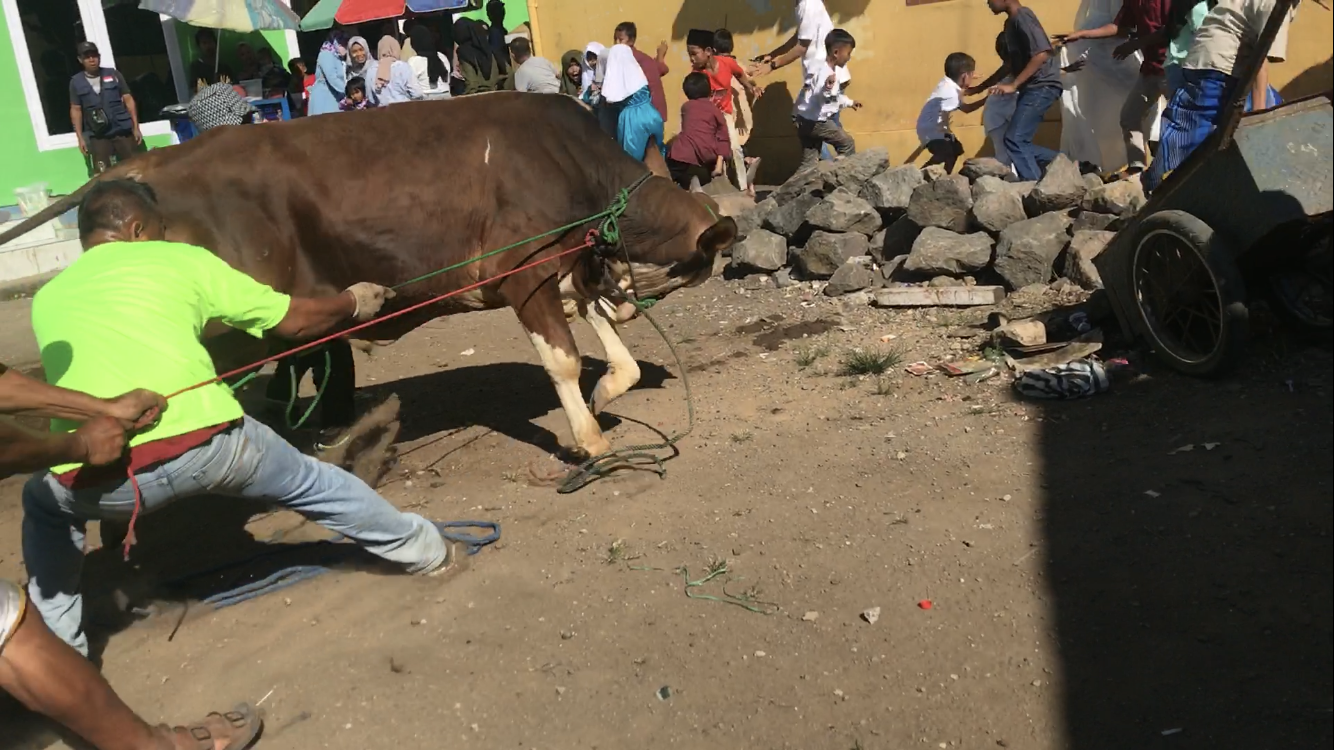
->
[1,93,737,459]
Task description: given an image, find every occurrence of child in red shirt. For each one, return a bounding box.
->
[687,28,760,192]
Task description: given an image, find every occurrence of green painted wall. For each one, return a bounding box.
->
[459,1,530,32]
[0,12,293,203]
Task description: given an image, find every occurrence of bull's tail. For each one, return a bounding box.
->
[0,158,150,247]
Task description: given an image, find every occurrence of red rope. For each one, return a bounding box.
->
[119,237,596,559]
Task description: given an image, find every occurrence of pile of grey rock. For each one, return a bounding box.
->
[727,149,1145,299]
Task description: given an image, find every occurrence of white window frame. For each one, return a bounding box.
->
[3,0,184,151]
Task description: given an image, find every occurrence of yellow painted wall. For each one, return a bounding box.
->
[527,0,1332,182]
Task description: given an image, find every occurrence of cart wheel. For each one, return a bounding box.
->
[1128,210,1248,377]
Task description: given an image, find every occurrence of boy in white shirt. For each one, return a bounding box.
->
[793,28,860,170]
[916,52,988,173]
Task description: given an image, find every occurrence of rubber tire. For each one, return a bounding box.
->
[1127,210,1249,378]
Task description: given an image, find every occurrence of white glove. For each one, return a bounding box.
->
[345,282,396,322]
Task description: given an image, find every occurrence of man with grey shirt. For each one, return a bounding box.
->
[509,37,561,94]
[967,0,1064,180]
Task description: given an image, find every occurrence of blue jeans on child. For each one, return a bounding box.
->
[22,416,447,655]
[1003,83,1062,181]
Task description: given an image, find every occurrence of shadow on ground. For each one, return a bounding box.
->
[1041,344,1333,748]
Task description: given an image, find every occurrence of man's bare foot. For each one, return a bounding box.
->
[155,704,261,750]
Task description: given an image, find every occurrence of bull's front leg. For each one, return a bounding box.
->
[512,287,613,460]
[582,299,642,415]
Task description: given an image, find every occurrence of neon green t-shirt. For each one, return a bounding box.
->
[32,240,291,472]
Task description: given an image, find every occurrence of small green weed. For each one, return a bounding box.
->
[838,347,904,376]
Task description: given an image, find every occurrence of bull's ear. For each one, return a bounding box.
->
[696,216,738,258]
[644,135,670,180]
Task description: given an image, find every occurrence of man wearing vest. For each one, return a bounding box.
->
[68,41,142,176]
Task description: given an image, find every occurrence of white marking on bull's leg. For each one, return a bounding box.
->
[484,138,491,165]
[585,301,641,414]
[526,329,611,457]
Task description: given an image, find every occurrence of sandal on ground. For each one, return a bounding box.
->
[161,703,262,750]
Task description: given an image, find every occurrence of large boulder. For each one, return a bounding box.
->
[873,216,923,262]
[762,192,822,238]
[729,229,789,273]
[1062,230,1116,290]
[906,175,973,233]
[797,231,871,278]
[993,212,1073,289]
[1081,180,1147,216]
[824,148,891,190]
[959,157,1014,181]
[903,227,995,276]
[860,165,924,214]
[1024,154,1087,216]
[1071,210,1121,233]
[823,256,880,296]
[969,190,1028,234]
[805,189,883,235]
[733,197,777,241]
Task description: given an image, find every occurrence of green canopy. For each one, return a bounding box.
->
[298,0,341,31]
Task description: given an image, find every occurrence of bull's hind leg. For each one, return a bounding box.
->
[512,289,612,460]
[582,299,642,415]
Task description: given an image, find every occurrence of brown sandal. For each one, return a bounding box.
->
[162,703,262,750]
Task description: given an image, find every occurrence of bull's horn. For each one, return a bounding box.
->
[689,177,704,194]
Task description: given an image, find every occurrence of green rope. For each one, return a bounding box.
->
[393,172,654,291]
[283,347,332,430]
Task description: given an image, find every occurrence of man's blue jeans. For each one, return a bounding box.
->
[1003,83,1062,181]
[22,416,446,654]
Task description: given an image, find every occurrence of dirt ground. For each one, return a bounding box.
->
[1,271,1330,750]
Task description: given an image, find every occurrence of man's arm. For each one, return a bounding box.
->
[1011,50,1053,90]
[269,283,392,340]
[1251,60,1271,111]
[0,420,90,478]
[0,367,163,427]
[655,41,670,75]
[735,64,760,99]
[750,33,805,77]
[69,103,86,154]
[119,73,142,142]
[1060,22,1123,43]
[967,65,1008,96]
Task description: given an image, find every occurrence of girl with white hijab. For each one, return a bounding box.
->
[581,41,606,103]
[600,43,665,161]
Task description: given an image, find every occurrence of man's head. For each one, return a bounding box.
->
[986,0,1015,16]
[76,41,100,75]
[614,22,637,47]
[686,29,716,70]
[945,51,976,86]
[237,42,256,66]
[195,28,217,57]
[508,37,532,63]
[78,180,166,248]
[346,76,367,103]
[825,29,856,67]
[713,29,735,56]
[683,71,711,101]
[487,0,506,26]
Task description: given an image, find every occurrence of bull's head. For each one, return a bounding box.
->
[576,177,736,322]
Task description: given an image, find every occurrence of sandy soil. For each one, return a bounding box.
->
[1,272,1330,750]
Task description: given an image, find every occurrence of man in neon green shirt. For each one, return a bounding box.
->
[23,179,458,655]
